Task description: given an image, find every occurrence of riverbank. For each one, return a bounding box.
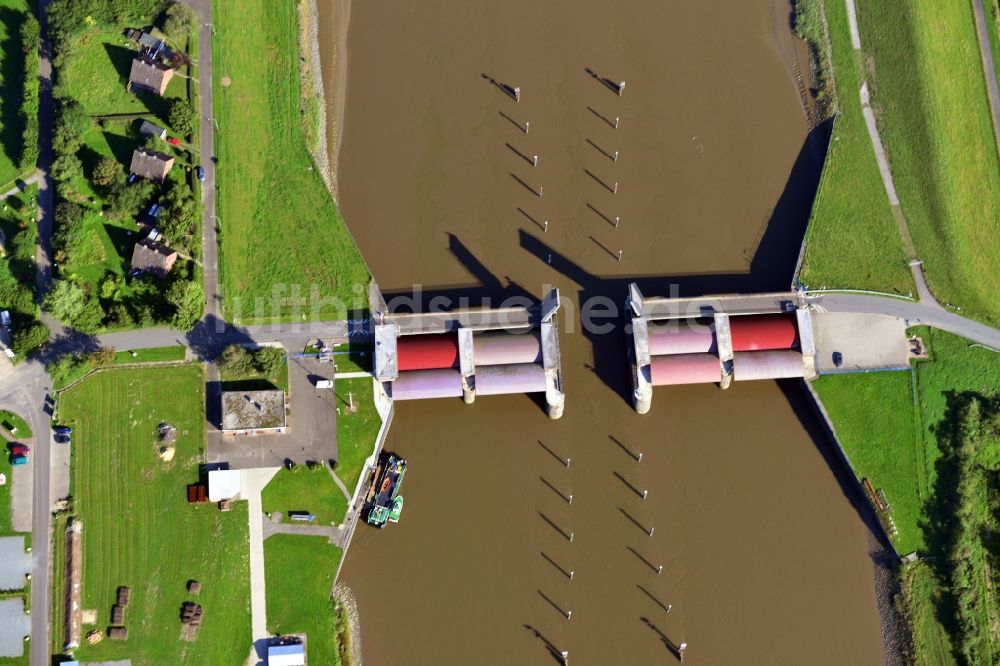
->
[316,0,351,203]
[298,0,332,197]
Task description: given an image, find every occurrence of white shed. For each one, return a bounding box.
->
[268,643,305,666]
[208,469,242,502]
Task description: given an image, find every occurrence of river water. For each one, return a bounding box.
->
[323,0,886,663]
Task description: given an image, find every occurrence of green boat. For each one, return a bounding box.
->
[365,455,406,528]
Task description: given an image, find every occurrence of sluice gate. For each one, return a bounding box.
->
[628,284,817,413]
[371,285,565,419]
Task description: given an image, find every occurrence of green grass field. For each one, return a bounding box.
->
[262,466,346,526]
[798,0,914,295]
[0,0,31,186]
[60,28,184,123]
[856,0,1000,324]
[905,561,959,666]
[333,346,373,375]
[813,371,926,553]
[264,535,344,666]
[0,410,31,439]
[113,345,187,364]
[0,447,15,534]
[60,366,252,665]
[214,0,369,322]
[334,378,381,513]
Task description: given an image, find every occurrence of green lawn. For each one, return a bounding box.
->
[214,0,369,322]
[0,447,15,534]
[60,366,251,665]
[798,0,914,295]
[60,28,184,123]
[264,535,345,666]
[262,466,346,526]
[333,346,372,375]
[856,0,1000,324]
[0,0,31,186]
[0,410,31,439]
[334,378,381,513]
[813,371,926,553]
[113,345,187,364]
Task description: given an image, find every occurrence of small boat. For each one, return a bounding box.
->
[366,455,407,528]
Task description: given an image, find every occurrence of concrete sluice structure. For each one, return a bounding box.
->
[628,284,817,413]
[371,285,565,418]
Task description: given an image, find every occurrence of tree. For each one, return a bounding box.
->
[161,2,198,43]
[91,156,123,189]
[159,180,197,244]
[168,98,194,137]
[54,201,86,251]
[217,345,255,377]
[51,153,82,186]
[43,280,87,324]
[166,280,203,330]
[254,347,286,379]
[43,280,103,332]
[109,179,154,216]
[53,98,90,155]
[11,322,49,358]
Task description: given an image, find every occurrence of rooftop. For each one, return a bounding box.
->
[221,390,286,432]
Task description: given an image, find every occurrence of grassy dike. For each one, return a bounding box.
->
[811,328,1000,663]
[855,0,1000,324]
[213,0,370,322]
[796,0,914,295]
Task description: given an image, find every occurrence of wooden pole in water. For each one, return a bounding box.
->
[614,216,620,228]
[543,220,549,233]
[618,250,623,262]
[533,155,539,167]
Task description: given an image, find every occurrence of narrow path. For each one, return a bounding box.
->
[241,467,280,645]
[971,0,1000,159]
[0,169,41,200]
[327,467,352,501]
[262,515,344,546]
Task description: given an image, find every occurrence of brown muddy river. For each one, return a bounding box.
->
[325,0,886,663]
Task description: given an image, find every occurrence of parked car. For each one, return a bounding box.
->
[196,166,206,182]
[167,137,181,147]
[53,425,73,435]
[0,310,10,329]
[54,434,71,445]
[9,444,29,456]
[10,455,27,466]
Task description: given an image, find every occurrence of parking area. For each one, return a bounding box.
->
[813,312,912,373]
[0,536,30,590]
[0,598,30,658]
[207,354,339,469]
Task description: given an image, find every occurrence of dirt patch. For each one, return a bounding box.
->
[221,76,232,87]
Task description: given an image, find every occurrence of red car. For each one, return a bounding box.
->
[9,444,29,456]
[167,137,181,147]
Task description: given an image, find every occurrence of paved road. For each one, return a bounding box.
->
[972,0,1000,157]
[813,292,1000,349]
[28,1,55,662]
[185,0,221,321]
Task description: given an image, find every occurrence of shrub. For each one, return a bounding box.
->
[19,16,40,170]
[161,1,197,44]
[91,156,123,189]
[11,322,49,358]
[168,98,195,137]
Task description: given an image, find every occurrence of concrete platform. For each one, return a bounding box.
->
[0,598,29,657]
[208,355,339,469]
[813,312,910,373]
[0,537,30,590]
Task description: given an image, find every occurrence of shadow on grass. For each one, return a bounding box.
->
[102,130,138,165]
[103,222,137,264]
[103,42,173,123]
[220,378,280,392]
[0,7,28,172]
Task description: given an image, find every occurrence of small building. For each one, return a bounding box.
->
[139,120,167,140]
[128,56,174,96]
[221,390,287,435]
[129,148,174,182]
[130,239,178,279]
[207,469,242,502]
[268,643,305,666]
